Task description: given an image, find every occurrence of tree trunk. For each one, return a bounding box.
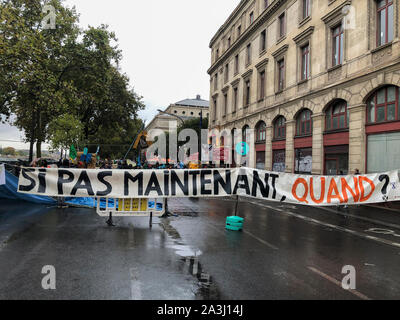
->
[36,140,42,159]
[29,139,35,163]
[36,111,42,158]
[29,111,37,162]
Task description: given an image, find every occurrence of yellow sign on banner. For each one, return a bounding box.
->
[140,199,148,211]
[118,199,147,212]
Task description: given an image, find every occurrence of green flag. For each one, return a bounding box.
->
[70,145,77,160]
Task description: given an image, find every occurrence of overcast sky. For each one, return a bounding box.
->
[0,0,239,150]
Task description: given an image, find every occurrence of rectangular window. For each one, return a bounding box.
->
[273,150,286,173]
[259,71,266,99]
[303,0,310,19]
[260,30,267,52]
[233,87,238,112]
[213,99,217,120]
[214,73,218,91]
[250,12,254,24]
[235,54,239,74]
[225,64,229,83]
[227,37,231,47]
[224,94,228,116]
[301,44,310,80]
[265,0,269,9]
[332,24,343,66]
[216,49,219,59]
[238,25,242,37]
[245,80,251,106]
[279,13,286,38]
[278,59,285,91]
[246,44,251,65]
[377,0,394,46]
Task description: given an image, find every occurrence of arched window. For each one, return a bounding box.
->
[325,100,349,130]
[274,116,286,139]
[256,121,266,142]
[367,86,399,124]
[296,109,312,136]
[242,125,250,142]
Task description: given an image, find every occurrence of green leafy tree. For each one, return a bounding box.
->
[0,1,144,162]
[0,0,80,160]
[47,113,83,154]
[3,147,16,156]
[61,26,145,141]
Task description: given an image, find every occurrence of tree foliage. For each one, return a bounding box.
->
[2,147,16,156]
[47,113,83,151]
[0,0,145,161]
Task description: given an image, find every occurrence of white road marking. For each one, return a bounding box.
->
[207,222,279,250]
[317,206,400,230]
[242,230,279,250]
[308,266,371,300]
[130,267,142,300]
[248,201,400,249]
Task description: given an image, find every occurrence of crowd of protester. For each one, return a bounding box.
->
[25,157,215,171]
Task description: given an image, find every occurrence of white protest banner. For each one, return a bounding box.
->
[0,164,5,185]
[17,167,400,206]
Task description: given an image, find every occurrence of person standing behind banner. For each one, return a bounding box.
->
[57,160,70,209]
[337,170,349,210]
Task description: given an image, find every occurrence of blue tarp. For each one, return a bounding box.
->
[0,170,113,208]
[0,171,56,205]
[65,197,117,209]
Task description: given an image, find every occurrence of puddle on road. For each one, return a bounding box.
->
[161,218,220,300]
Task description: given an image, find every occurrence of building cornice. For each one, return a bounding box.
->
[241,68,253,79]
[222,85,230,93]
[208,0,288,75]
[209,0,249,48]
[272,44,289,58]
[293,26,315,44]
[255,57,269,70]
[321,0,352,25]
[231,78,241,87]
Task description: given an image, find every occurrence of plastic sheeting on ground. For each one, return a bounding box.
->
[65,197,117,209]
[0,170,56,205]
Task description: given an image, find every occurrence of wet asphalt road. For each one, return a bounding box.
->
[1,197,400,300]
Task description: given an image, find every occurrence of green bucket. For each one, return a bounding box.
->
[226,216,244,231]
[226,224,243,231]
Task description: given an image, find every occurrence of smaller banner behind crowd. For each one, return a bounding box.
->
[17,167,400,207]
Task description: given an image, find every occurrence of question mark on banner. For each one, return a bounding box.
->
[379,174,390,200]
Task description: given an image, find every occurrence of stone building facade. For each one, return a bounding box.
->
[146,95,209,133]
[208,0,400,174]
